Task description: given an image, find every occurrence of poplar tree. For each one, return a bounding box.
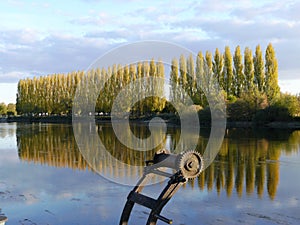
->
[106,66,113,112]
[223,46,234,96]
[129,63,137,113]
[213,48,224,88]
[156,60,166,111]
[27,78,35,113]
[149,59,157,112]
[254,45,265,93]
[195,51,205,105]
[186,53,196,99]
[101,67,109,113]
[46,75,54,114]
[205,51,213,73]
[123,64,130,86]
[121,64,130,112]
[129,64,136,82]
[244,47,254,94]
[115,64,122,91]
[16,80,23,114]
[136,62,143,115]
[170,58,179,103]
[179,54,188,103]
[204,51,213,95]
[265,43,280,102]
[143,61,150,114]
[233,45,244,97]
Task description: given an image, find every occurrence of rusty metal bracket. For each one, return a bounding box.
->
[0,216,8,225]
[119,150,203,225]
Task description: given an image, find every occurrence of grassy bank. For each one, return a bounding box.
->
[2,114,300,129]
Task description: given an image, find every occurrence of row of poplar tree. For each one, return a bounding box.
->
[16,43,279,116]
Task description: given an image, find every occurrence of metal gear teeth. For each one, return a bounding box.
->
[177,150,204,179]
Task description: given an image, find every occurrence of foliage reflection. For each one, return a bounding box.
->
[17,123,300,199]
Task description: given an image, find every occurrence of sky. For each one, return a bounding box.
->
[1,0,300,104]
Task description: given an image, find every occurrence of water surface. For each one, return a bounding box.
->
[0,123,299,225]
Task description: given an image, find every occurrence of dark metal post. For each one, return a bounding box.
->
[119,150,203,225]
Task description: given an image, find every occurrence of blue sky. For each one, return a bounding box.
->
[1,0,300,103]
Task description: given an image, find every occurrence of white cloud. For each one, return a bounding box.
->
[0,30,123,79]
[0,71,27,83]
[279,78,300,95]
[70,12,112,26]
[0,83,18,103]
[173,28,211,42]
[0,0,300,103]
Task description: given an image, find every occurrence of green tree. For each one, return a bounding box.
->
[27,78,35,114]
[46,75,54,114]
[135,62,143,115]
[7,103,16,116]
[179,54,188,103]
[123,64,130,86]
[244,47,255,94]
[203,51,214,101]
[123,64,131,111]
[186,53,196,99]
[106,66,115,112]
[142,61,151,114]
[149,59,158,112]
[101,67,110,113]
[205,51,213,74]
[195,51,205,105]
[254,45,265,93]
[115,64,122,93]
[129,64,136,82]
[213,48,224,88]
[170,58,179,104]
[0,102,7,115]
[156,59,166,112]
[223,46,234,96]
[265,43,280,103]
[233,45,244,97]
[274,93,300,117]
[16,80,24,114]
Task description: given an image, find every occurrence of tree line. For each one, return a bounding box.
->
[170,43,279,107]
[16,43,299,119]
[17,59,166,116]
[0,102,16,116]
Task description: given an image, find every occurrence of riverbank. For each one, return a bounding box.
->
[1,115,300,129]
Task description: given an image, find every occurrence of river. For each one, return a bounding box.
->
[0,122,299,225]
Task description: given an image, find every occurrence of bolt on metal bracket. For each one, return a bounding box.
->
[119,150,203,225]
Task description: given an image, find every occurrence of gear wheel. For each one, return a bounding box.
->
[176,150,204,179]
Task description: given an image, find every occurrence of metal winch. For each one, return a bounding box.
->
[119,149,204,225]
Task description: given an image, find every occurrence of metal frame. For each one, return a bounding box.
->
[119,163,187,225]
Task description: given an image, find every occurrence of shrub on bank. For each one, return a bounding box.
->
[253,94,299,124]
[253,106,292,123]
[227,91,268,121]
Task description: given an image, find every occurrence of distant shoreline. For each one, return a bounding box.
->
[1,115,300,129]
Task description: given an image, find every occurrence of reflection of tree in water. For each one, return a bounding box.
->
[0,123,16,139]
[98,123,166,166]
[16,123,166,176]
[17,124,88,170]
[185,129,300,199]
[17,124,300,199]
